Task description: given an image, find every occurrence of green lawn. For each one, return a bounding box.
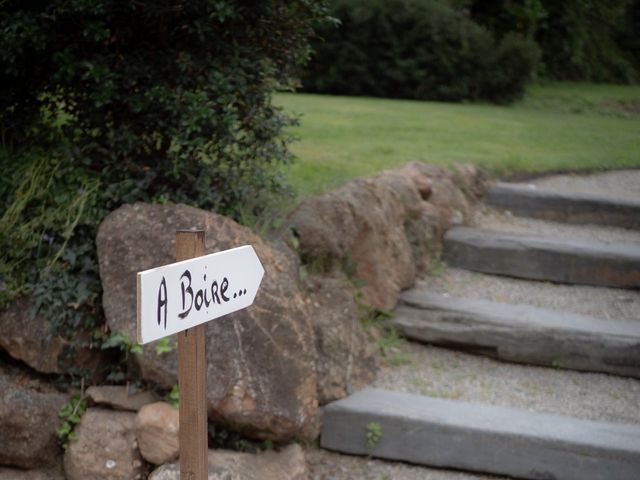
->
[276,83,640,196]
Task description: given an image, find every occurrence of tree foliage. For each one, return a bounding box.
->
[0,0,328,363]
[303,0,540,103]
[458,0,640,83]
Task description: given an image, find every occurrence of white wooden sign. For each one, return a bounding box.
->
[137,245,265,344]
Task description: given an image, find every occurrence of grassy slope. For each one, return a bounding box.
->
[276,83,640,196]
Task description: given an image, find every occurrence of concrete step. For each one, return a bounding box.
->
[392,290,640,378]
[321,388,640,480]
[487,182,640,230]
[443,227,640,289]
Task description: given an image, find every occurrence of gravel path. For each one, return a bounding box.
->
[415,268,640,321]
[308,334,640,479]
[470,207,640,245]
[372,343,640,425]
[527,169,640,202]
[307,170,640,479]
[305,447,505,480]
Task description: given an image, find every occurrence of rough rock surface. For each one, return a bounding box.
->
[135,402,179,465]
[97,203,318,441]
[0,467,65,480]
[87,385,157,412]
[148,444,307,480]
[64,408,144,480]
[0,297,66,374]
[0,362,68,469]
[0,297,103,376]
[306,274,377,404]
[288,162,488,309]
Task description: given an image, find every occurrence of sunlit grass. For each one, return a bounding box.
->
[276,83,640,197]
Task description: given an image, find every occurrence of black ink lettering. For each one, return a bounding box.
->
[195,289,204,311]
[220,277,230,302]
[179,270,193,319]
[202,274,212,307]
[211,281,220,304]
[204,286,211,307]
[157,277,168,329]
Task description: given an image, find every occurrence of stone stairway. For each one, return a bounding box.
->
[487,182,640,229]
[393,290,640,378]
[319,174,640,480]
[443,227,640,288]
[322,388,640,480]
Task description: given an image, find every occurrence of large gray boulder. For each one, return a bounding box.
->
[288,163,488,310]
[0,362,68,469]
[0,297,104,376]
[64,408,145,480]
[0,297,64,374]
[306,274,377,405]
[97,203,319,441]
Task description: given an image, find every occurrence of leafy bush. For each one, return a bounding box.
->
[303,0,539,103]
[534,0,637,83]
[458,0,639,83]
[480,33,542,103]
[0,1,328,367]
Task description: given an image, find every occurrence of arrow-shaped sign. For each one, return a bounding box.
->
[136,245,265,344]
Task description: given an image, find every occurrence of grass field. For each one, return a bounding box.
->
[276,83,640,196]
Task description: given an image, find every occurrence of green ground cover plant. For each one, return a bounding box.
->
[366,421,383,450]
[277,83,640,196]
[57,393,88,449]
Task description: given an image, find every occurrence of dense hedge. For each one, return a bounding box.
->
[462,0,640,84]
[303,0,540,103]
[535,1,637,83]
[0,0,328,370]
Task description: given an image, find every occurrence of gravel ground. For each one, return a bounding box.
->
[525,169,640,202]
[372,343,640,425]
[470,207,640,245]
[305,448,506,480]
[416,268,640,321]
[307,334,640,479]
[305,170,640,479]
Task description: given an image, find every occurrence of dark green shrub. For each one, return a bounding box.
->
[480,33,541,103]
[459,0,639,83]
[535,0,637,83]
[620,1,640,76]
[303,0,539,103]
[459,0,547,41]
[0,1,328,365]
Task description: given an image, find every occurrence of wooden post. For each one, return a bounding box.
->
[175,229,208,480]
